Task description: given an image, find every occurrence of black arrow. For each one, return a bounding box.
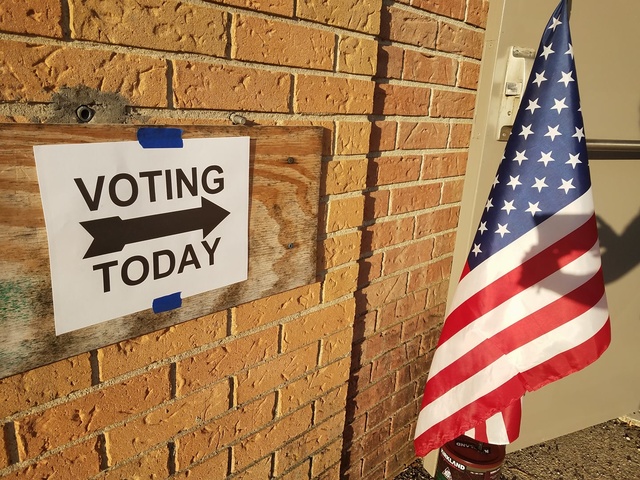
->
[80,197,230,258]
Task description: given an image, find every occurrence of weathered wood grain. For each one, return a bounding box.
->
[0,124,323,379]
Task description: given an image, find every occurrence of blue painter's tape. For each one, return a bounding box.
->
[152,292,182,313]
[137,127,183,148]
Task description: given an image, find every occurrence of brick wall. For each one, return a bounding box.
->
[0,0,488,478]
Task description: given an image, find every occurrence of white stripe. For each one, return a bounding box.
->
[449,190,596,313]
[428,240,603,378]
[485,410,510,444]
[415,294,608,438]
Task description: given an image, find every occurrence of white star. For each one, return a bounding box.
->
[538,151,555,166]
[525,202,542,216]
[551,97,568,114]
[526,98,541,114]
[495,223,510,238]
[507,175,522,190]
[513,150,528,165]
[572,127,585,142]
[565,43,574,59]
[519,124,534,140]
[478,222,488,235]
[558,70,575,87]
[471,243,482,257]
[492,175,500,188]
[533,71,547,87]
[532,177,548,192]
[545,125,562,141]
[558,178,576,194]
[566,153,582,168]
[485,197,494,211]
[548,16,562,31]
[502,200,516,215]
[540,43,555,60]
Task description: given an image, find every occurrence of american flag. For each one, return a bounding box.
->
[414,0,611,456]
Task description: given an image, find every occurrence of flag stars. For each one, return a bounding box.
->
[525,202,542,216]
[532,177,548,192]
[566,153,582,168]
[551,97,569,114]
[478,222,488,235]
[495,223,510,238]
[558,178,576,194]
[572,127,585,142]
[513,150,528,165]
[540,43,555,59]
[558,70,575,87]
[533,71,547,87]
[471,243,482,257]
[485,198,494,211]
[545,125,562,141]
[492,175,500,188]
[526,98,541,114]
[538,151,554,166]
[565,43,574,59]
[548,16,562,31]
[502,200,516,215]
[519,124,534,140]
[507,175,522,190]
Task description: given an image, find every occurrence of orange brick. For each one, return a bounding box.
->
[383,238,435,275]
[403,51,457,86]
[281,299,355,353]
[323,263,359,301]
[361,217,414,252]
[358,253,383,286]
[359,273,408,310]
[321,328,353,365]
[297,0,381,35]
[0,41,167,106]
[235,344,318,405]
[377,44,403,79]
[314,385,347,424]
[421,152,468,179]
[335,121,373,155]
[437,21,484,59]
[323,158,368,195]
[408,257,453,292]
[70,0,227,55]
[0,354,91,418]
[368,155,421,187]
[467,0,490,28]
[434,231,457,257]
[99,311,228,380]
[0,0,62,37]
[337,35,377,75]
[430,89,476,118]
[415,206,460,238]
[296,75,375,114]
[98,446,170,479]
[279,357,350,414]
[311,438,342,477]
[176,393,275,469]
[107,380,229,465]
[380,5,437,47]
[389,183,442,214]
[234,15,334,70]
[0,427,8,469]
[373,83,431,116]
[274,414,343,475]
[6,438,100,479]
[233,284,321,334]
[16,366,170,459]
[363,189,390,221]
[442,178,465,204]
[319,231,362,270]
[173,60,291,112]
[370,120,398,152]
[280,459,311,479]
[449,122,473,148]
[176,327,279,395]
[317,462,341,480]
[458,60,481,90]
[232,455,272,479]
[326,195,364,233]
[215,0,293,16]
[412,0,466,19]
[396,121,449,150]
[174,449,228,479]
[233,404,313,471]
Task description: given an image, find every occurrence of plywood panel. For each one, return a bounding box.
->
[0,124,323,379]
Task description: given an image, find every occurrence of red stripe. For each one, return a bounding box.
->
[415,377,524,457]
[441,216,598,344]
[474,420,488,443]
[422,271,605,405]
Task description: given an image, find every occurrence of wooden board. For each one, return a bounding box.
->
[0,124,322,379]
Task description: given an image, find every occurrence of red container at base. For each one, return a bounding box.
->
[435,436,506,480]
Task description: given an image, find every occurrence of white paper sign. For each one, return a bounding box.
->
[34,136,249,335]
